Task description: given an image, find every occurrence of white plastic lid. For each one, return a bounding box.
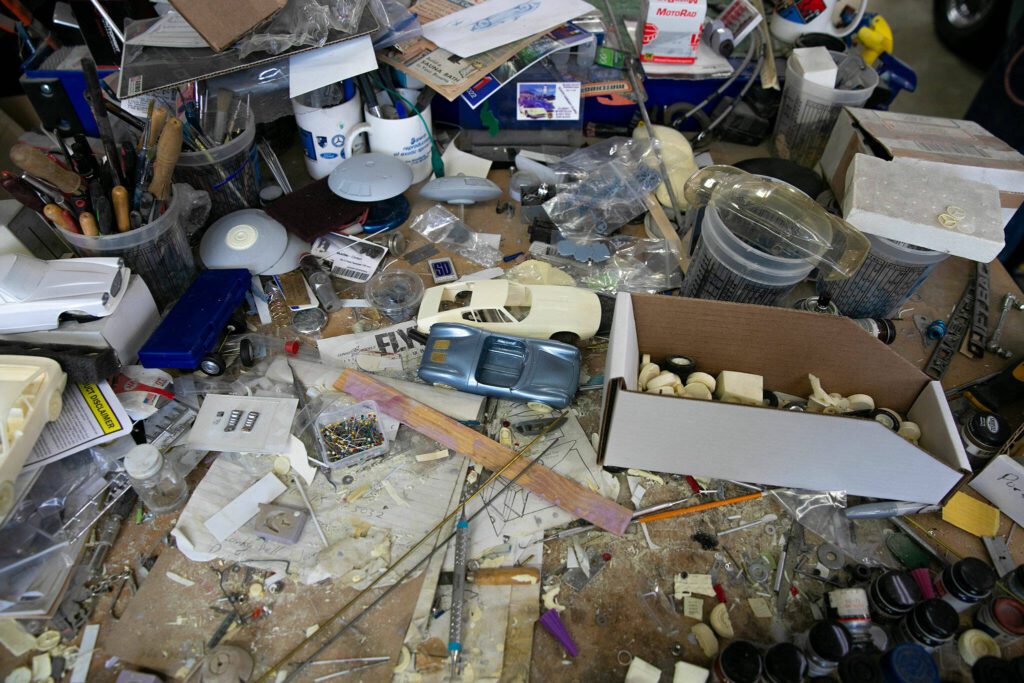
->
[200,209,289,274]
[124,443,163,480]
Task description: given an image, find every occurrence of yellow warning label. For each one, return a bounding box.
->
[77,383,122,435]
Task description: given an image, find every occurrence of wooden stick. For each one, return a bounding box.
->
[469,567,540,585]
[334,369,632,534]
[637,491,764,525]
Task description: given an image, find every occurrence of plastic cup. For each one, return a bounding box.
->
[175,109,259,219]
[682,204,818,305]
[772,50,879,168]
[60,184,210,309]
[821,234,949,318]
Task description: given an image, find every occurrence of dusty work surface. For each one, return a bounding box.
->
[4,167,1024,681]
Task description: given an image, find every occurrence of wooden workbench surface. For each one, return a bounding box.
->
[4,160,1024,682]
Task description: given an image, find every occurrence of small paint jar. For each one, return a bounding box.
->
[763,642,807,683]
[895,599,959,651]
[828,588,872,643]
[868,570,922,622]
[971,655,1015,682]
[959,412,1010,468]
[712,640,763,683]
[836,652,882,683]
[934,557,996,612]
[881,643,940,683]
[801,620,851,677]
[973,596,1024,640]
[123,443,188,513]
[998,564,1024,602]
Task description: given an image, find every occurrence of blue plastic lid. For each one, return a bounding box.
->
[881,644,939,683]
[138,268,250,369]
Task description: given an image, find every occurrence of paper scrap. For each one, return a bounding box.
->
[284,435,317,485]
[289,35,378,98]
[437,141,493,179]
[749,597,773,618]
[969,454,1024,527]
[27,382,133,471]
[204,473,287,542]
[422,0,592,59]
[674,573,716,599]
[683,596,703,620]
[416,449,451,462]
[165,572,195,588]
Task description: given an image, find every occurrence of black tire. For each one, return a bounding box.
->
[551,332,579,345]
[239,339,255,367]
[200,352,226,376]
[934,0,1011,66]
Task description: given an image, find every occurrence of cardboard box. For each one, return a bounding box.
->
[599,293,970,504]
[169,0,287,52]
[820,108,1024,227]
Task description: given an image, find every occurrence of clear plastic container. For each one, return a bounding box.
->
[175,110,260,219]
[314,400,390,468]
[237,333,321,367]
[123,443,188,513]
[821,234,949,318]
[60,183,208,309]
[682,204,818,305]
[772,51,879,168]
[364,268,424,322]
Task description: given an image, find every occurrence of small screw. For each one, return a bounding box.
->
[671,643,683,657]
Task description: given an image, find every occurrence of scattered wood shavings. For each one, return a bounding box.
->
[542,585,565,612]
[415,449,450,462]
[165,572,195,587]
[305,625,319,637]
[383,480,408,507]
[641,523,660,550]
[626,469,665,485]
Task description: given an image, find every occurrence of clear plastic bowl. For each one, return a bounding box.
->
[364,268,425,322]
[313,400,390,469]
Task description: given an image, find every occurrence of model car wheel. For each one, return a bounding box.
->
[933,0,1010,65]
[433,383,457,391]
[665,355,696,374]
[239,339,256,367]
[200,352,227,377]
[551,332,579,345]
[47,393,62,421]
[526,401,554,414]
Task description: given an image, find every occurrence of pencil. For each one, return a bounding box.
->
[637,491,764,525]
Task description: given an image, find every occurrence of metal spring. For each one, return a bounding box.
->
[242,411,260,433]
[225,409,243,431]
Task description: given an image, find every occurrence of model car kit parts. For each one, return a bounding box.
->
[314,400,391,469]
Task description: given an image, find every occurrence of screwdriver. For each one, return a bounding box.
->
[10,143,82,195]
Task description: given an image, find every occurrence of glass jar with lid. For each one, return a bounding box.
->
[123,444,188,513]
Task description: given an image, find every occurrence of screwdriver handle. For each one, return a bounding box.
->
[43,203,81,234]
[111,185,130,232]
[148,118,182,201]
[10,143,82,195]
[79,211,100,236]
[0,171,44,212]
[149,106,168,150]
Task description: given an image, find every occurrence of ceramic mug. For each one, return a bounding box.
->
[344,88,434,184]
[292,93,366,179]
[769,0,868,43]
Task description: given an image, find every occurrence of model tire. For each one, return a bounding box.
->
[933,0,1010,65]
[200,353,226,376]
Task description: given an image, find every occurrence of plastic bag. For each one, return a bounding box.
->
[543,138,663,238]
[770,488,894,568]
[410,205,503,267]
[535,238,682,294]
[369,0,422,49]
[236,0,368,58]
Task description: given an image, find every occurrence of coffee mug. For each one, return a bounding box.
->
[292,93,366,179]
[769,0,868,43]
[344,88,434,184]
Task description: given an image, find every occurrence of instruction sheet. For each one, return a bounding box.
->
[26,381,132,471]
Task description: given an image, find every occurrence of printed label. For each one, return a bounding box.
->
[516,82,581,121]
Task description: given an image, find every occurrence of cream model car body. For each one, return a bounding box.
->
[415,280,601,343]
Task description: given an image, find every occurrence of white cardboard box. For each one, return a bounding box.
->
[599,293,970,504]
[820,108,1024,227]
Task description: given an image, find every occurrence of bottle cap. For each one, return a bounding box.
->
[882,643,938,683]
[957,629,1000,666]
[124,443,163,480]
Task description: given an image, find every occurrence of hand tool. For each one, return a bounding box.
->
[0,171,44,212]
[148,118,182,201]
[637,491,765,524]
[88,178,113,234]
[10,143,82,194]
[111,185,130,232]
[43,203,80,233]
[448,472,474,678]
[986,292,1023,358]
[79,211,99,236]
[80,57,126,188]
[844,501,942,519]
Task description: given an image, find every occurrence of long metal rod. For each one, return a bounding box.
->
[257,418,564,683]
[278,440,560,683]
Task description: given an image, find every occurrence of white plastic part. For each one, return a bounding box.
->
[638,363,661,390]
[124,443,163,480]
[673,661,711,683]
[0,356,66,518]
[647,386,675,395]
[958,628,999,666]
[898,421,922,442]
[647,372,682,390]
[714,370,763,406]
[624,656,663,683]
[691,623,718,658]
[846,393,875,411]
[685,372,716,392]
[684,383,713,401]
[709,602,734,638]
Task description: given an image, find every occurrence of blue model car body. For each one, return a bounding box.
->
[418,323,580,408]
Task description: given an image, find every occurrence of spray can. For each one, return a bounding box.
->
[762,642,807,683]
[827,588,872,644]
[934,557,996,612]
[852,318,897,344]
[711,640,763,683]
[895,599,958,651]
[801,620,851,677]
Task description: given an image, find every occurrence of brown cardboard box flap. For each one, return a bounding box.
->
[170,0,287,52]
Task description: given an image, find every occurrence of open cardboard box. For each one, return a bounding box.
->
[599,293,971,504]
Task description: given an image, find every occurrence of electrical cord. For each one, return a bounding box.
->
[670,31,759,129]
[695,32,765,145]
[370,76,446,178]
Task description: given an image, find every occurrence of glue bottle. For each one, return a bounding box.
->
[934,557,997,613]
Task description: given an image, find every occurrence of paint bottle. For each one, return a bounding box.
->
[837,651,882,683]
[801,620,851,677]
[827,588,872,643]
[881,643,940,683]
[868,570,922,622]
[762,642,807,683]
[711,640,763,683]
[971,655,1014,682]
[959,412,1010,468]
[997,564,1024,602]
[934,557,996,612]
[123,443,188,513]
[973,596,1024,640]
[852,318,897,344]
[895,599,959,651]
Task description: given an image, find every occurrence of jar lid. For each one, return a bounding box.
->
[874,570,922,611]
[837,652,882,683]
[950,557,997,598]
[719,640,762,683]
[808,621,851,662]
[971,656,1013,683]
[965,413,1009,449]
[958,629,1000,667]
[882,643,939,683]
[124,444,162,480]
[763,642,807,683]
[912,599,959,640]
